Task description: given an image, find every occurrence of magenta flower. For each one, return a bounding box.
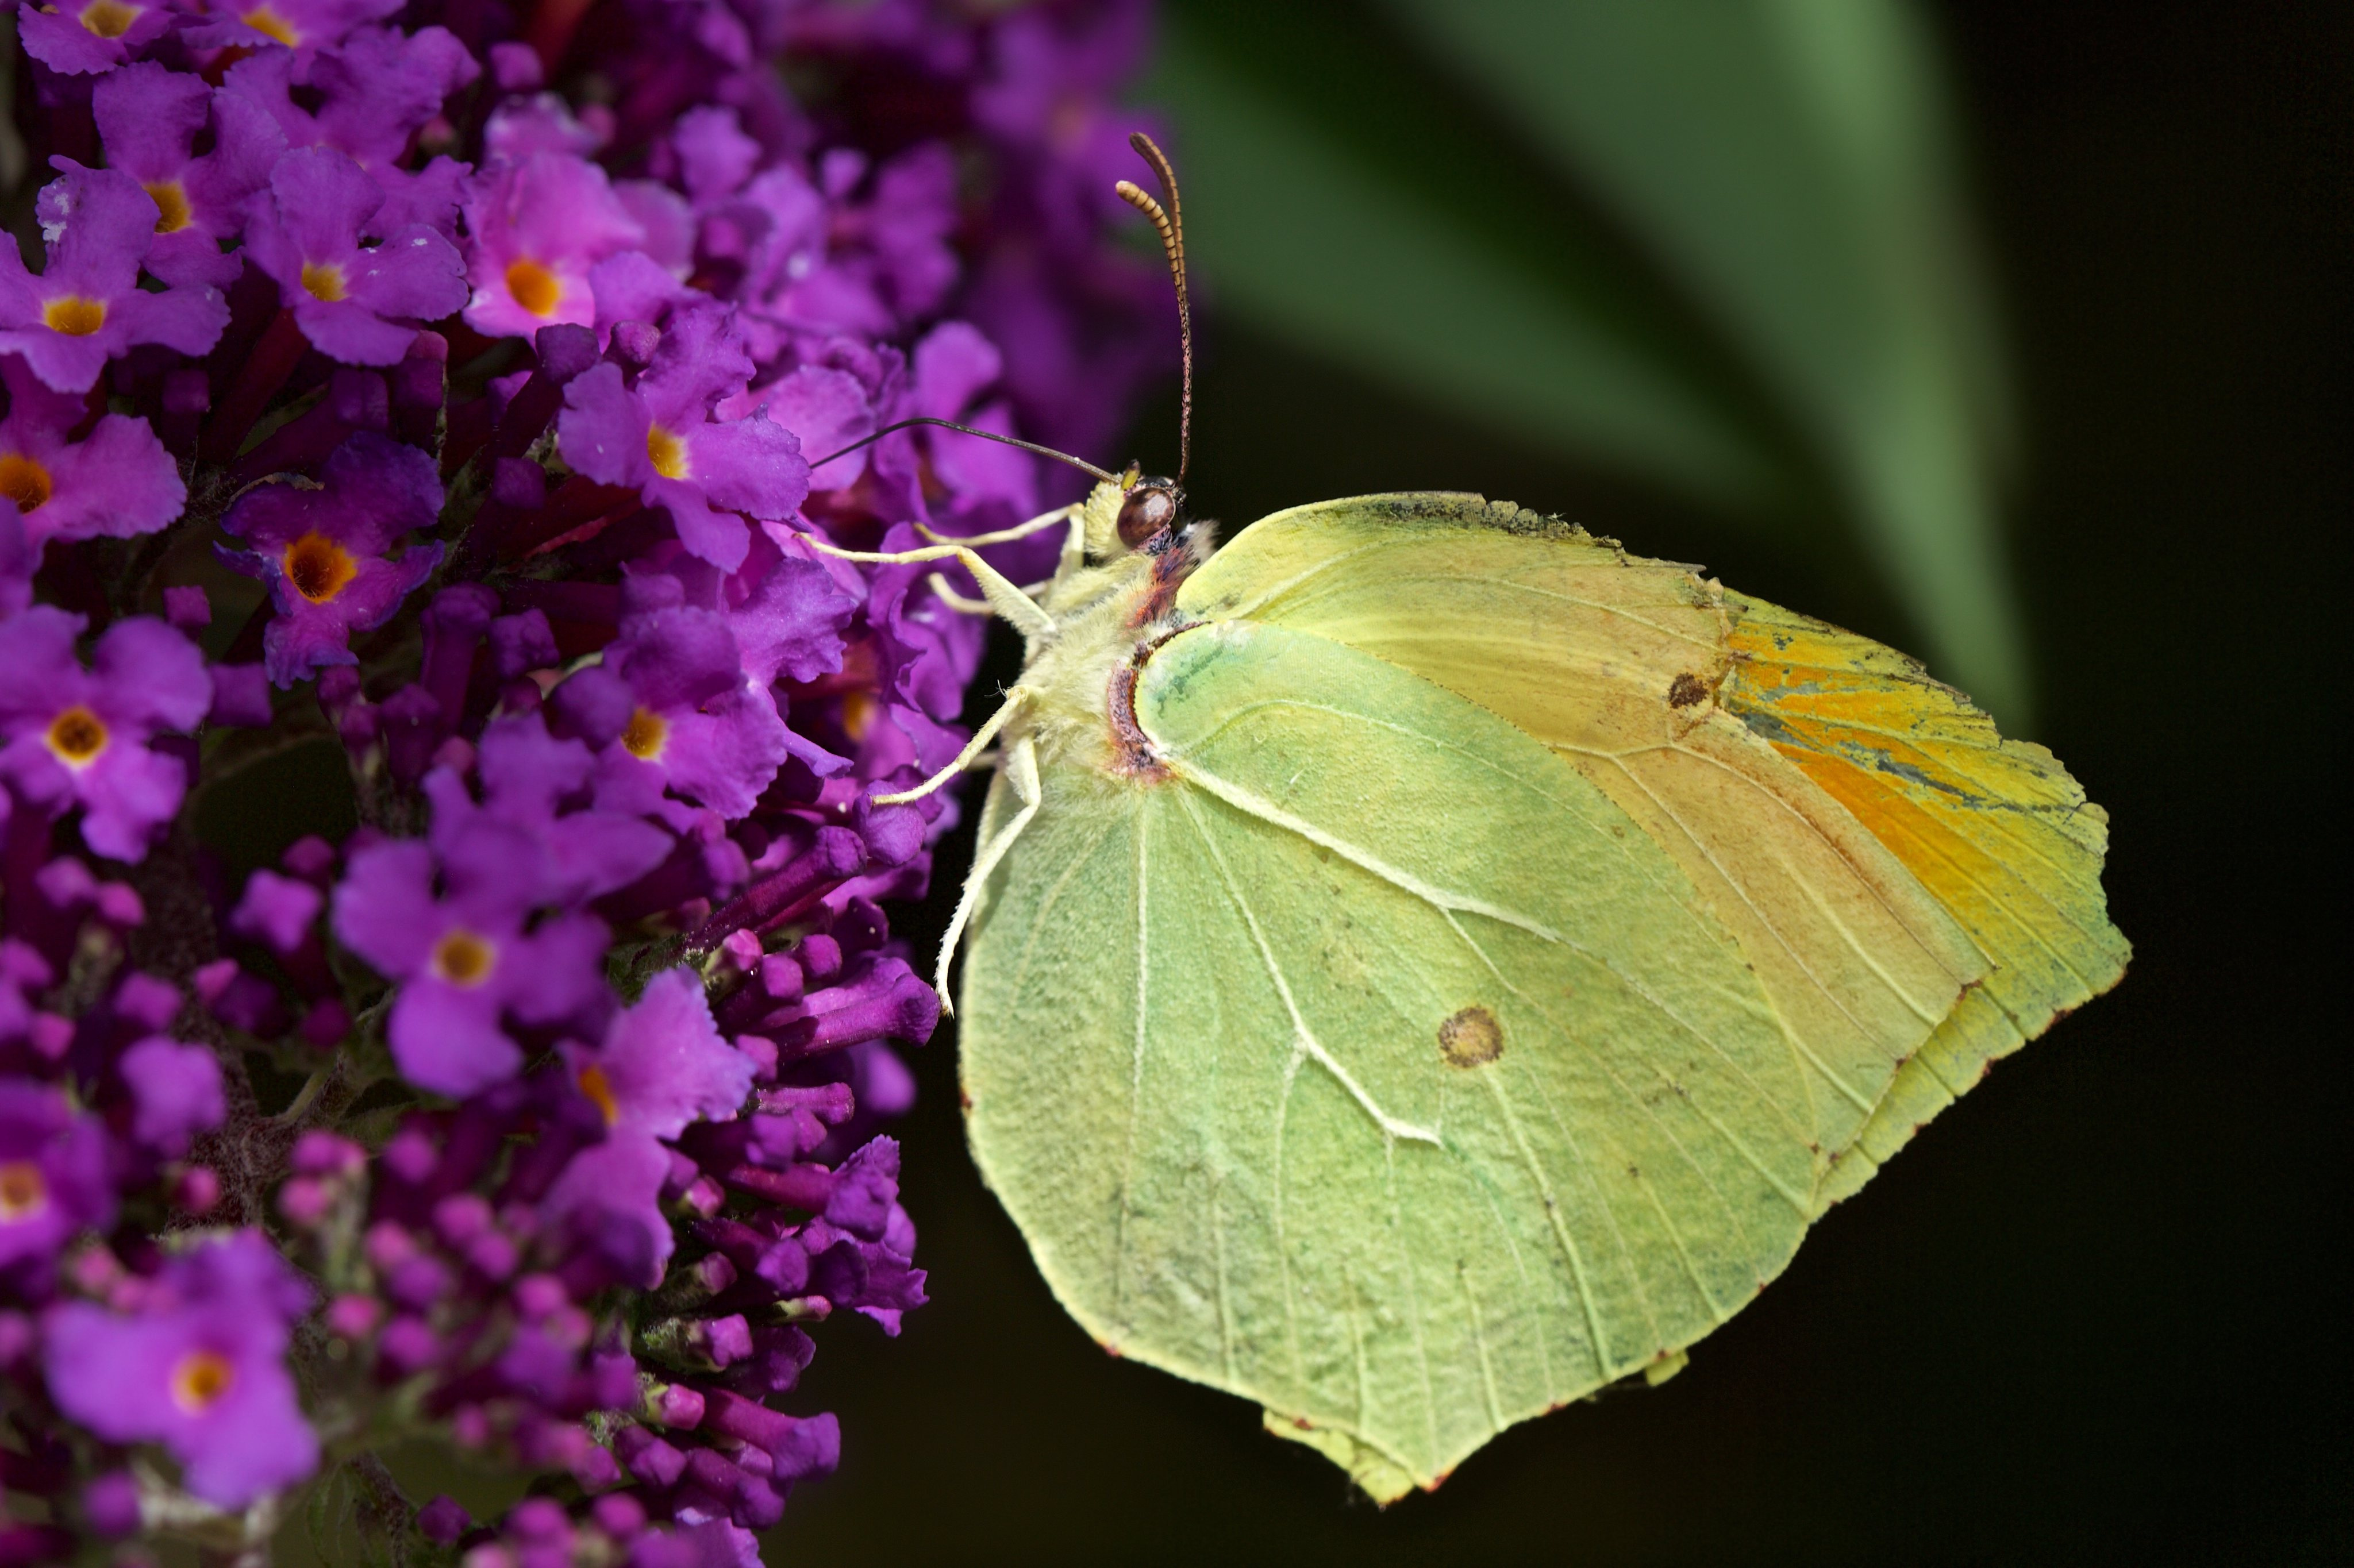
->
[564,587,796,820]
[557,304,807,570]
[419,715,671,908]
[545,968,754,1286]
[14,0,171,75]
[244,148,470,365]
[218,433,447,687]
[92,63,286,291]
[0,356,184,553]
[116,1038,226,1157]
[0,608,210,863]
[44,1231,318,1509]
[180,0,405,60]
[330,834,610,1097]
[463,151,646,340]
[0,166,228,395]
[0,1084,113,1275]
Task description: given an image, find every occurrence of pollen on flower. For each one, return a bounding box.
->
[578,1064,621,1126]
[76,0,137,36]
[169,1349,236,1414]
[430,929,497,987]
[0,453,52,512]
[45,706,109,767]
[145,180,193,234]
[41,296,106,337]
[239,3,298,44]
[282,531,359,603]
[0,1161,49,1222]
[621,706,668,760]
[299,261,347,304]
[840,688,877,743]
[645,424,689,480]
[505,259,561,317]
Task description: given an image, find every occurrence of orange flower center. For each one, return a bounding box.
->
[41,296,106,337]
[505,259,561,317]
[299,261,347,303]
[645,424,689,480]
[282,531,358,603]
[77,0,138,37]
[170,1349,236,1413]
[239,2,297,44]
[0,453,53,512]
[45,706,109,766]
[429,928,495,987]
[145,180,192,234]
[840,688,876,744]
[0,1161,48,1222]
[621,706,667,760]
[578,1064,620,1126]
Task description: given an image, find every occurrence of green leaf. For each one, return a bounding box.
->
[1148,0,2029,722]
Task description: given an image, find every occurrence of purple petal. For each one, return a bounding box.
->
[556,363,653,488]
[331,838,441,978]
[389,980,524,1097]
[24,413,184,545]
[92,617,211,733]
[597,967,753,1138]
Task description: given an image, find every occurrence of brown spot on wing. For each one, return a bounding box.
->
[1667,672,1710,707]
[1437,1005,1503,1068]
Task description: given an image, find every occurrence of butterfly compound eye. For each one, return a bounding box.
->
[1117,481,1178,549]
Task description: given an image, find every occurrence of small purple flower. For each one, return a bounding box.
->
[244,148,470,365]
[231,869,324,956]
[557,304,807,571]
[44,1231,318,1509]
[117,1038,226,1157]
[567,583,794,820]
[91,63,286,290]
[14,0,171,75]
[330,834,609,1097]
[0,607,210,863]
[463,151,645,340]
[545,968,752,1286]
[0,356,185,552]
[218,433,447,687]
[180,0,405,60]
[0,1084,113,1275]
[420,715,672,908]
[0,165,229,395]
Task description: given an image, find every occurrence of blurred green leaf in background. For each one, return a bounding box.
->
[1146,0,2026,722]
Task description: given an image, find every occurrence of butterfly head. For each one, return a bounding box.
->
[1081,461,1190,561]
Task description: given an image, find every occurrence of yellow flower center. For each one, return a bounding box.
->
[239,2,297,44]
[504,259,561,317]
[644,424,689,480]
[578,1063,620,1126]
[840,688,876,744]
[41,296,106,337]
[429,928,496,987]
[77,0,137,37]
[0,1161,49,1222]
[299,261,346,303]
[145,180,192,234]
[0,453,53,512]
[170,1349,236,1413]
[282,531,358,604]
[620,706,667,761]
[45,706,109,767]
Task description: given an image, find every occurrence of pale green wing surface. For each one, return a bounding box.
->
[959,619,1822,1498]
[1178,495,1988,1161]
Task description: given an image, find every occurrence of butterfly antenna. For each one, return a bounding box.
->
[1116,131,1193,489]
[809,417,1118,485]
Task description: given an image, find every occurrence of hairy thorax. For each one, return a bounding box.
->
[1010,529,1212,781]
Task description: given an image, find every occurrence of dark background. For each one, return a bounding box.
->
[781,7,2345,1564]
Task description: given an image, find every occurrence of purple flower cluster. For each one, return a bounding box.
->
[1,0,1164,1560]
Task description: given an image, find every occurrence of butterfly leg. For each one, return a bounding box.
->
[916,502,1081,552]
[926,571,1052,616]
[932,733,1041,1010]
[872,685,1036,806]
[802,537,1055,639]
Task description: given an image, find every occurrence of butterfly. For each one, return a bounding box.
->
[806,134,2128,1501]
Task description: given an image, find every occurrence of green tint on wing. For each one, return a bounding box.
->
[959,620,1825,1498]
[1180,495,1989,1164]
